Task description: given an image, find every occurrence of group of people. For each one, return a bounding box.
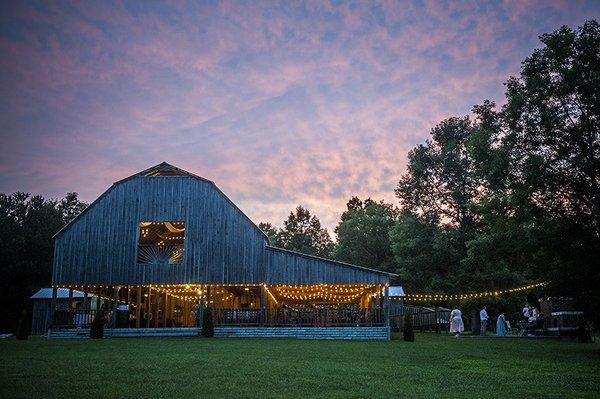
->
[448,306,509,337]
[479,306,508,336]
[522,303,540,322]
[522,303,546,335]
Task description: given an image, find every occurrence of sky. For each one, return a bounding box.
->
[1,0,599,233]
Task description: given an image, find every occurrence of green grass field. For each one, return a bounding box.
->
[1,333,598,398]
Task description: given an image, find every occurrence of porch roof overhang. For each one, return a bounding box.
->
[31,288,96,299]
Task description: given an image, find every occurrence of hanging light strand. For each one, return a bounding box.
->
[403,282,549,302]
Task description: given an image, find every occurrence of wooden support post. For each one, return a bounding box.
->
[68,287,74,326]
[136,286,141,329]
[82,290,89,327]
[260,285,266,326]
[152,290,160,328]
[83,290,89,310]
[112,286,119,328]
[95,287,101,311]
[146,286,151,328]
[126,286,131,328]
[49,285,58,331]
[198,286,205,328]
[322,286,328,327]
[168,294,173,326]
[163,292,168,328]
[384,284,390,328]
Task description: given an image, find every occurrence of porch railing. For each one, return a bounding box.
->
[213,307,385,327]
[52,309,100,328]
[213,308,263,326]
[52,307,386,328]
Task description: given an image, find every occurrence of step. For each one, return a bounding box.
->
[47,327,390,340]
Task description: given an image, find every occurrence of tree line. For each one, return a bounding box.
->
[0,192,88,332]
[260,21,600,322]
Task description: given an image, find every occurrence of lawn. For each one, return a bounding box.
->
[1,333,598,398]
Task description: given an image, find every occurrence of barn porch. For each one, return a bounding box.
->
[49,283,390,332]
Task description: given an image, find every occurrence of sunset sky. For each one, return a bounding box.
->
[1,0,599,232]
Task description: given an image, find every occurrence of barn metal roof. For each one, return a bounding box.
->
[388,286,405,297]
[30,288,95,299]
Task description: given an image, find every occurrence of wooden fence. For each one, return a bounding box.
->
[390,305,471,332]
[214,307,385,327]
[53,309,100,328]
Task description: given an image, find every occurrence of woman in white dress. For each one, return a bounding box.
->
[449,307,464,337]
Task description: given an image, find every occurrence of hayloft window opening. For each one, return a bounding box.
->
[137,221,185,264]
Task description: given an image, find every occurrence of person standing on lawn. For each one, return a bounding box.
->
[480,306,489,336]
[496,313,508,336]
[531,306,539,321]
[522,304,530,321]
[449,307,464,338]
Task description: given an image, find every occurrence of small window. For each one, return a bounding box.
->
[137,221,185,264]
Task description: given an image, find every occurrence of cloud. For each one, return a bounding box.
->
[1,0,599,232]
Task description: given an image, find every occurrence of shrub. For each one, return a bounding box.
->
[403,311,414,342]
[577,317,592,343]
[201,307,214,337]
[90,311,105,339]
[16,309,30,340]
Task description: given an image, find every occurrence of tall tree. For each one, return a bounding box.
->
[501,20,600,237]
[0,192,88,332]
[335,197,398,271]
[258,222,279,246]
[276,205,334,258]
[58,192,88,224]
[389,211,460,292]
[497,20,600,317]
[395,116,484,250]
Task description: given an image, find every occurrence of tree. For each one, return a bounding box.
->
[58,192,88,224]
[395,116,482,245]
[391,22,600,322]
[335,197,397,271]
[0,192,88,333]
[389,211,460,293]
[276,206,334,258]
[258,222,279,246]
[488,20,600,320]
[502,21,600,238]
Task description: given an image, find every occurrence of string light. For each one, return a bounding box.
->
[51,283,382,305]
[403,282,548,302]
[263,284,278,305]
[271,284,376,304]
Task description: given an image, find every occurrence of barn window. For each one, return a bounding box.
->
[137,221,185,264]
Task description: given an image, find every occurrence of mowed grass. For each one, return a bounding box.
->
[1,333,598,398]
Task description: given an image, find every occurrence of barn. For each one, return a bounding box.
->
[48,162,395,340]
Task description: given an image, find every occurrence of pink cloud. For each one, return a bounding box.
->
[1,0,599,232]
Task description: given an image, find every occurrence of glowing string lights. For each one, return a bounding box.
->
[403,282,548,302]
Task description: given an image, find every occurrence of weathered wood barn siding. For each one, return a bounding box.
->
[265,247,389,284]
[52,165,393,286]
[53,175,269,285]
